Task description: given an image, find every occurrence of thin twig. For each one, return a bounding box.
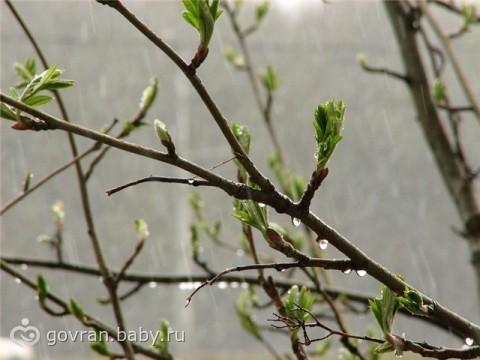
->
[106,176,214,196]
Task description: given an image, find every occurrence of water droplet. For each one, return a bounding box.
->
[230,282,239,289]
[394,353,403,358]
[292,217,301,227]
[35,295,39,301]
[148,281,157,289]
[98,276,104,283]
[356,270,367,277]
[280,268,287,272]
[188,179,194,185]
[318,239,329,250]
[217,282,228,289]
[465,337,474,346]
[241,282,248,289]
[178,282,189,290]
[258,203,266,208]
[20,264,28,270]
[184,299,191,307]
[15,278,21,284]
[236,249,245,257]
[343,269,352,274]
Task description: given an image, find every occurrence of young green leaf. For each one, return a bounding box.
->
[52,200,65,222]
[283,285,315,321]
[235,290,262,340]
[23,95,52,107]
[37,274,48,304]
[233,199,268,233]
[182,0,222,50]
[68,298,85,322]
[462,4,476,28]
[153,319,171,356]
[369,285,400,336]
[190,223,200,258]
[0,103,17,121]
[231,122,251,154]
[90,331,111,357]
[256,1,269,22]
[134,219,150,240]
[432,79,446,103]
[260,65,279,93]
[313,100,345,169]
[153,119,175,154]
[139,77,158,113]
[224,47,244,67]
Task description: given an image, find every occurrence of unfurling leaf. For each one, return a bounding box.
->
[190,223,200,258]
[432,79,446,103]
[68,298,85,322]
[139,77,158,113]
[37,274,48,304]
[224,47,244,67]
[153,319,171,356]
[182,0,222,56]
[231,122,251,154]
[233,199,268,233]
[134,219,150,240]
[0,103,17,121]
[256,1,269,22]
[369,285,400,336]
[283,285,315,321]
[260,65,279,92]
[153,119,175,154]
[235,290,262,340]
[90,330,111,357]
[462,4,476,28]
[313,100,345,169]
[52,200,65,222]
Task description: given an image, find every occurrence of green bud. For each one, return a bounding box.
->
[231,122,251,154]
[153,319,171,356]
[139,77,158,113]
[432,79,446,103]
[134,219,150,240]
[224,47,244,67]
[37,274,48,304]
[52,200,65,221]
[261,65,279,92]
[462,4,476,28]
[153,119,175,155]
[356,52,368,66]
[313,100,345,169]
[68,298,85,322]
[256,1,269,22]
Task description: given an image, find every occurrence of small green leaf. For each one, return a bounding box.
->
[233,199,268,233]
[313,100,345,169]
[231,122,251,154]
[37,274,48,304]
[235,291,262,340]
[369,285,401,336]
[14,62,34,81]
[90,330,111,356]
[153,319,171,356]
[314,339,331,357]
[134,219,150,240]
[256,1,269,22]
[24,95,52,107]
[182,0,222,49]
[139,77,158,112]
[188,191,203,212]
[224,47,244,67]
[374,342,395,354]
[462,4,476,27]
[52,200,65,221]
[153,119,172,143]
[190,223,200,258]
[68,298,85,322]
[0,103,17,121]
[260,65,279,92]
[432,79,446,103]
[283,285,315,321]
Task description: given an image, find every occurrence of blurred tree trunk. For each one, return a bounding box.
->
[385,1,480,298]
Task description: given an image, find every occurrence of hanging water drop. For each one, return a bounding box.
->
[318,239,329,250]
[292,217,301,227]
[343,269,352,274]
[230,282,239,289]
[184,298,191,308]
[465,337,474,346]
[20,264,28,271]
[188,179,195,185]
[148,281,157,289]
[241,282,248,289]
[217,282,228,289]
[356,269,367,277]
[394,352,403,358]
[258,203,266,208]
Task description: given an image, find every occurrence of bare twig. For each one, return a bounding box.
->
[106,176,214,196]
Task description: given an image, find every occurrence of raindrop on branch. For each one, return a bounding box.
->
[292,217,301,227]
[148,281,157,289]
[465,337,474,346]
[318,239,329,250]
[342,269,352,275]
[20,264,28,271]
[217,282,228,289]
[356,270,367,277]
[188,179,195,185]
[15,278,21,284]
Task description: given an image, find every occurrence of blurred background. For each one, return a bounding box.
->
[1,0,479,359]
